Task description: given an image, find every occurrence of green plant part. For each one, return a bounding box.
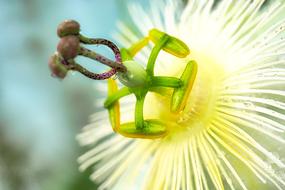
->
[49,20,198,139]
[104,28,198,139]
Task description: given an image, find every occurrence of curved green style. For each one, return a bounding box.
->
[104,28,198,139]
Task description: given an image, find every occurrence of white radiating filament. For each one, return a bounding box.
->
[78,0,285,189]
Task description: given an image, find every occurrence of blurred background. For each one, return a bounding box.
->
[0,0,277,190]
[0,0,143,189]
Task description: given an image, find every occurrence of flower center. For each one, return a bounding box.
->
[145,50,225,136]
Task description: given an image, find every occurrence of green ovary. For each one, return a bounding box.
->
[117,60,148,88]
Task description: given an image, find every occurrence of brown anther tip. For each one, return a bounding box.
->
[48,54,68,79]
[57,20,80,38]
[57,35,80,60]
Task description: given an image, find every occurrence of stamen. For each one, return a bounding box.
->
[49,21,198,139]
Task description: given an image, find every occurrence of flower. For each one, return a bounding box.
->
[77,0,285,189]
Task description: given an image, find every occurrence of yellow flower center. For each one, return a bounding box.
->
[145,50,226,138]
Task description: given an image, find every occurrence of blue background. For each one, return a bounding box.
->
[0,0,140,189]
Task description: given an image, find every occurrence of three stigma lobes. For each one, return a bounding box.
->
[49,20,197,139]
